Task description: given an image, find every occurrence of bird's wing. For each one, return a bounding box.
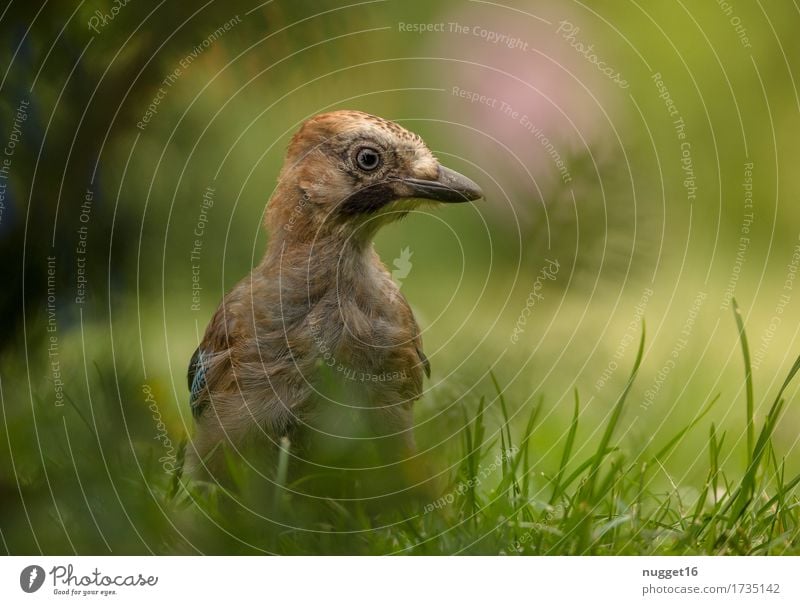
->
[187,347,208,418]
[187,303,238,419]
[416,345,431,379]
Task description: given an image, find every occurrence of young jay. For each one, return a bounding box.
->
[186,110,483,487]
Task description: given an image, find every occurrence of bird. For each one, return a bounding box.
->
[186,110,483,492]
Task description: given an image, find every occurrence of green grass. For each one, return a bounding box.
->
[2,301,799,555]
[161,302,800,555]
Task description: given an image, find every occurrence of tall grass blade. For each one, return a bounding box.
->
[652,393,721,463]
[491,371,514,454]
[550,389,580,504]
[732,298,754,459]
[521,395,542,498]
[725,350,800,523]
[587,324,646,500]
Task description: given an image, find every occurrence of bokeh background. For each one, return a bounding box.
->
[1,0,800,553]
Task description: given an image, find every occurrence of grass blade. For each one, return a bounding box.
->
[725,350,800,523]
[586,324,646,500]
[491,371,514,454]
[732,298,754,459]
[652,393,721,463]
[273,435,291,512]
[521,395,542,499]
[550,389,580,504]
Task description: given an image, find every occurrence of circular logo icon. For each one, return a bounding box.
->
[19,565,45,593]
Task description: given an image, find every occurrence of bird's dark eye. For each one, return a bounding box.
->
[355,146,381,171]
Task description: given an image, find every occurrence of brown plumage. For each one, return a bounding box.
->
[187,110,482,488]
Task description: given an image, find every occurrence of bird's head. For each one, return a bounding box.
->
[268,110,483,243]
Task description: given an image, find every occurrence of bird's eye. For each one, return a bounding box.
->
[355,147,381,171]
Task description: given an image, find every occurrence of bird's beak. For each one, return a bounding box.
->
[401,165,483,203]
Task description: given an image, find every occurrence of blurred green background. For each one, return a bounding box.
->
[1,0,800,553]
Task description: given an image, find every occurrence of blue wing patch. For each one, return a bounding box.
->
[416,346,431,378]
[187,348,208,418]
